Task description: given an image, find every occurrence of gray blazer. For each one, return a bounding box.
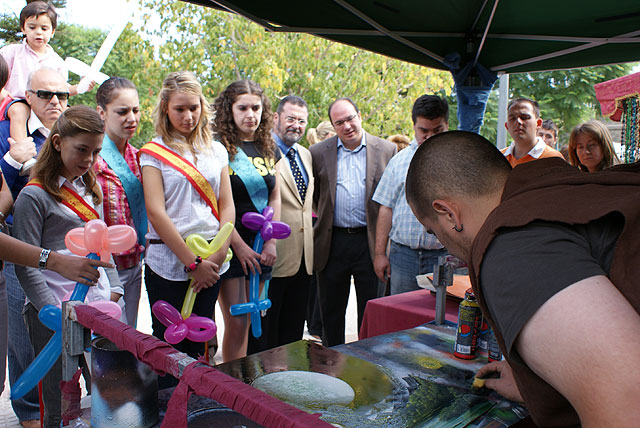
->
[310,132,396,272]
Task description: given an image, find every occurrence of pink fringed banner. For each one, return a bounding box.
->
[594,72,640,122]
[74,305,333,428]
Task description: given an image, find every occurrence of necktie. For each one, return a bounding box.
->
[286,148,307,202]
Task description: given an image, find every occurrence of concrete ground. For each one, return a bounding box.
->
[0,281,359,426]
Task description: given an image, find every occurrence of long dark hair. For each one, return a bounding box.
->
[212,80,274,161]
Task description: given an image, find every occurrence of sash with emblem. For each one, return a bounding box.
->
[138,142,220,220]
[26,179,99,222]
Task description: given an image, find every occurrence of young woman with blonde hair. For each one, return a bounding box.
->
[140,71,234,364]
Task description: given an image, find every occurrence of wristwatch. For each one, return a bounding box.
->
[38,249,51,270]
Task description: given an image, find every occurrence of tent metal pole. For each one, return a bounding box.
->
[496,73,509,150]
[333,0,446,64]
[492,29,640,71]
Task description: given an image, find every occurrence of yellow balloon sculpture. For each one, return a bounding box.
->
[181,222,234,319]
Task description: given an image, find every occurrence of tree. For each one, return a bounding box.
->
[140,0,454,144]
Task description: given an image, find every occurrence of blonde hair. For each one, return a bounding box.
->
[153,71,212,157]
[568,120,620,172]
[33,105,103,205]
[306,121,335,145]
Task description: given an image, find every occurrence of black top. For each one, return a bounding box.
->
[229,140,281,242]
[479,212,623,362]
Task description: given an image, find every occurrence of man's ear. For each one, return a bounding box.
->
[432,199,461,227]
[536,118,543,128]
[504,122,508,131]
[273,112,279,123]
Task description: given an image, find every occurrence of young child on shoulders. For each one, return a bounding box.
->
[0,2,92,148]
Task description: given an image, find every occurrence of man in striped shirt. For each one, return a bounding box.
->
[372,95,449,295]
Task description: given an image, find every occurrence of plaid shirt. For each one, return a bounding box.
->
[94,142,145,269]
[372,140,443,250]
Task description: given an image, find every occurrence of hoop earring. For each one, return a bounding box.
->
[452,224,464,233]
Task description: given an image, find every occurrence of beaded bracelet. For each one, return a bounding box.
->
[184,256,203,273]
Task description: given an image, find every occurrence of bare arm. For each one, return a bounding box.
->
[373,205,392,282]
[142,165,219,291]
[206,166,234,268]
[0,234,111,285]
[516,275,640,427]
[0,172,13,216]
[260,170,281,266]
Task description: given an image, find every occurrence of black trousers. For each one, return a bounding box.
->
[144,265,219,360]
[264,259,311,349]
[317,228,377,346]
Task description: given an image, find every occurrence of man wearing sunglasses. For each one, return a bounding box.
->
[1,67,68,200]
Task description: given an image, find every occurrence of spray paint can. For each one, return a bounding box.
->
[477,317,489,356]
[487,327,503,362]
[454,288,482,359]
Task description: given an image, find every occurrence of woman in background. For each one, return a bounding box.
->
[568,120,620,172]
[94,77,146,326]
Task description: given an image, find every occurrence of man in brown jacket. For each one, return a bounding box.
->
[405,130,640,428]
[310,97,396,346]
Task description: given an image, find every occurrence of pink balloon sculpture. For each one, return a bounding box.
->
[152,301,217,344]
[65,219,137,262]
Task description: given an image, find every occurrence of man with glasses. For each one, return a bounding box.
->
[0,67,67,424]
[1,67,68,199]
[260,95,314,350]
[310,97,396,346]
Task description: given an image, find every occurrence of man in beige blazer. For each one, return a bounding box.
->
[310,98,396,346]
[265,95,314,349]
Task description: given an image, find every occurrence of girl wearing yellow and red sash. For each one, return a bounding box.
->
[12,105,123,427]
[140,71,234,368]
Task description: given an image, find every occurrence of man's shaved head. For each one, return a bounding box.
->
[406,131,512,220]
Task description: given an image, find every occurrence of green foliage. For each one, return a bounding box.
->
[479,64,635,146]
[140,0,454,146]
[2,0,636,150]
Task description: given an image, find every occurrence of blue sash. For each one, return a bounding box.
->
[229,146,268,212]
[100,135,148,247]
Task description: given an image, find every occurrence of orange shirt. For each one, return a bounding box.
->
[501,138,564,167]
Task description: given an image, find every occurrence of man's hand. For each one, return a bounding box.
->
[374,254,390,282]
[8,137,36,164]
[475,361,524,403]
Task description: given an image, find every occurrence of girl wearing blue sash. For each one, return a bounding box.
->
[213,80,281,362]
[141,72,234,367]
[94,77,146,326]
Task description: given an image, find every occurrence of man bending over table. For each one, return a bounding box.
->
[405,130,640,428]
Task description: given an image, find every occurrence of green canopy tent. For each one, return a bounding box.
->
[183,0,640,136]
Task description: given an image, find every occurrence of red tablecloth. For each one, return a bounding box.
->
[359,289,460,339]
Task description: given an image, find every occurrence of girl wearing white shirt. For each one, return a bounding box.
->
[140,71,234,363]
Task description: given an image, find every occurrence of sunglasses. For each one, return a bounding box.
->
[27,89,70,101]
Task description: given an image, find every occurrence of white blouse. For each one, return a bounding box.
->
[140,137,230,281]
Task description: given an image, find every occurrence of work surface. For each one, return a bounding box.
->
[214,324,528,427]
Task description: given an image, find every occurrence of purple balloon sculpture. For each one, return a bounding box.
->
[230,206,291,337]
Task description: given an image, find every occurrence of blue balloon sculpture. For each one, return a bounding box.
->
[11,220,137,400]
[11,253,98,400]
[230,206,291,338]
